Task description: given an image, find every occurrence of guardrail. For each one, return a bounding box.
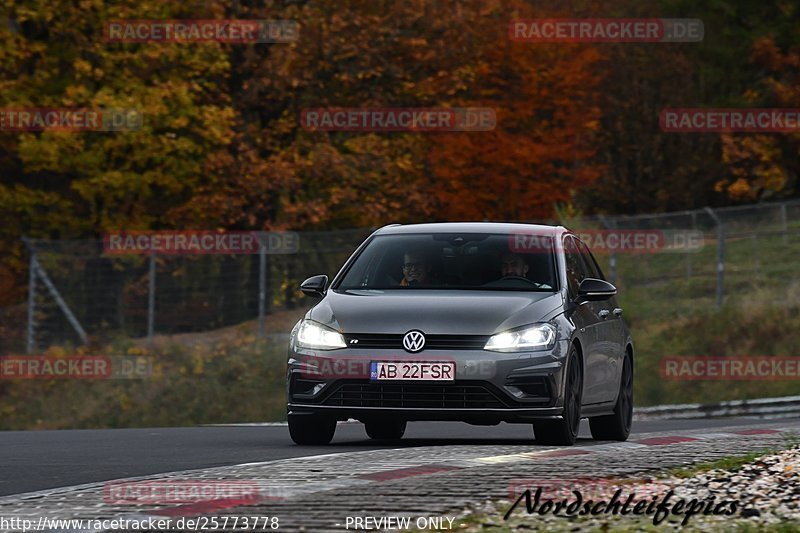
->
[634,395,800,420]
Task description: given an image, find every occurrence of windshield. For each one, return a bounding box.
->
[335,233,558,291]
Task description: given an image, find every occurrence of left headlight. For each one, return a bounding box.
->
[484,323,557,352]
[296,320,347,350]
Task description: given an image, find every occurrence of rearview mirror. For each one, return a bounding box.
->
[300,275,328,298]
[575,278,617,304]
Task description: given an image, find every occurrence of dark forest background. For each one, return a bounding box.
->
[2,0,798,306]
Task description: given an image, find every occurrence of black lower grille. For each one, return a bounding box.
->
[319,381,510,409]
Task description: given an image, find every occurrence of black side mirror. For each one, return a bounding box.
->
[300,275,328,298]
[575,278,617,304]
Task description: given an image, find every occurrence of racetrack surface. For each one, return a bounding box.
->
[0,416,789,497]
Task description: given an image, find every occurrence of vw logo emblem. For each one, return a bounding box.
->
[402,330,426,353]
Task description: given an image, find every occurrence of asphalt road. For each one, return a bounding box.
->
[0,416,787,498]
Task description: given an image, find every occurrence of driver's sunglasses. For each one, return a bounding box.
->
[402,262,425,270]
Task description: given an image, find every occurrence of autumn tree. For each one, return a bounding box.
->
[717,36,800,201]
[427,0,605,220]
[0,0,237,304]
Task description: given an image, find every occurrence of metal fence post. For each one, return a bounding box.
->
[705,207,724,308]
[258,235,267,340]
[26,239,37,354]
[599,215,617,284]
[147,251,155,349]
[687,211,697,279]
[781,203,788,245]
[718,223,726,307]
[752,233,760,277]
[22,236,88,347]
[30,252,89,345]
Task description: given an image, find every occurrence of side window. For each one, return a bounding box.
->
[564,236,584,297]
[576,240,603,280]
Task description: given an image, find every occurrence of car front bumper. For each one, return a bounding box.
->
[286,340,570,424]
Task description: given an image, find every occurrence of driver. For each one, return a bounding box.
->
[500,252,529,279]
[483,252,549,289]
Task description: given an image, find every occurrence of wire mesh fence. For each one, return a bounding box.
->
[5,229,371,355]
[2,200,800,356]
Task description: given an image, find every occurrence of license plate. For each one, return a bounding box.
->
[370,361,455,381]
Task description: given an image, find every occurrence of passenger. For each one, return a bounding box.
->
[499,252,529,279]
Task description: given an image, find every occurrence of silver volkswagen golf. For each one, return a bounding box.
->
[286,223,634,446]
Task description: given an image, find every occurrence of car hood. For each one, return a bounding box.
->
[307,290,563,335]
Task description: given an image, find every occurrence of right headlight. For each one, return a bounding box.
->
[484,323,557,352]
[295,320,347,350]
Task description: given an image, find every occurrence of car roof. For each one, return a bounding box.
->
[375,222,568,236]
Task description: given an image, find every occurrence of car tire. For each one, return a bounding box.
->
[589,353,633,441]
[288,414,336,445]
[534,346,582,446]
[365,420,407,440]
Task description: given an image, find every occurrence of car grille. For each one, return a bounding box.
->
[343,333,489,350]
[317,381,510,409]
